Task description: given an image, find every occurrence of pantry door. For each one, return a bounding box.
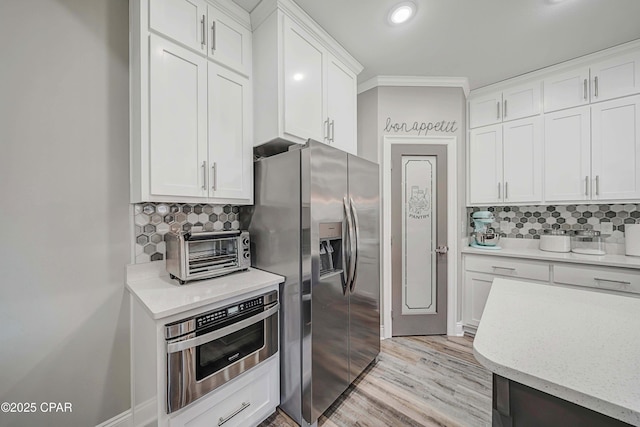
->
[391,145,448,336]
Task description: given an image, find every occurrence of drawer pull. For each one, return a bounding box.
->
[594,278,630,286]
[218,401,250,426]
[492,266,515,272]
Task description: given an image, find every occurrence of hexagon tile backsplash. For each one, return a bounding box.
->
[133,203,240,263]
[468,204,640,244]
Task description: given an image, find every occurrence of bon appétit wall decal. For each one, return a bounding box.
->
[383,117,458,136]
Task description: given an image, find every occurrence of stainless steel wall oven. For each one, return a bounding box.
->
[164,290,279,413]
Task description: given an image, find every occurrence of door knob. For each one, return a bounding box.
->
[435,246,449,254]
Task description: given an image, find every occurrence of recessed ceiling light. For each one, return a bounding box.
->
[388,2,416,25]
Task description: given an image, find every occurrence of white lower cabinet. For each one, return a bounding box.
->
[169,356,279,427]
[463,255,549,330]
[463,252,640,332]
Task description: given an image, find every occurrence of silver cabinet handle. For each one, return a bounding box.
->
[211,21,216,53]
[498,182,501,199]
[218,402,251,426]
[583,78,588,100]
[594,76,599,98]
[594,278,631,286]
[201,161,207,190]
[324,118,330,141]
[504,99,508,118]
[595,175,600,196]
[585,176,589,196]
[505,182,509,200]
[201,15,206,48]
[211,163,217,191]
[492,266,516,272]
[497,101,500,120]
[330,119,335,142]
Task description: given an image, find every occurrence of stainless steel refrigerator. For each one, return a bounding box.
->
[244,140,380,426]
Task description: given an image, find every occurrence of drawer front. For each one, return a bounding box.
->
[553,264,640,295]
[170,356,279,427]
[465,255,550,282]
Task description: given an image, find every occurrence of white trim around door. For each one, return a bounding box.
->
[382,135,460,338]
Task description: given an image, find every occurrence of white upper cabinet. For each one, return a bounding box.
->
[282,16,325,143]
[544,97,640,203]
[149,35,209,198]
[469,81,541,129]
[150,0,208,54]
[543,67,590,113]
[208,64,252,201]
[544,51,640,113]
[591,95,640,201]
[591,52,640,103]
[251,0,363,153]
[544,107,591,203]
[327,54,357,155]
[149,0,251,75]
[468,118,541,205]
[502,117,541,204]
[468,125,503,205]
[131,0,253,204]
[207,4,252,76]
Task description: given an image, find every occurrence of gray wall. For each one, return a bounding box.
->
[0,1,131,426]
[357,86,467,326]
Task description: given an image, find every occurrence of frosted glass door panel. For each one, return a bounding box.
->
[401,156,437,315]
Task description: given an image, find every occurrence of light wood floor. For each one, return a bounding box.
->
[259,335,492,427]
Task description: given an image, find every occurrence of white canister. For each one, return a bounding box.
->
[539,229,571,253]
[625,224,640,256]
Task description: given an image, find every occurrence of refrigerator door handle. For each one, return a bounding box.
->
[342,197,353,294]
[349,197,360,293]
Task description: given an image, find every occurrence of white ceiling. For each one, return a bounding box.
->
[234,0,640,90]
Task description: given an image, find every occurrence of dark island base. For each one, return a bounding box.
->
[492,375,632,427]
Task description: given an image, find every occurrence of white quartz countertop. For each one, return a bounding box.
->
[474,278,640,425]
[462,240,640,270]
[126,262,284,320]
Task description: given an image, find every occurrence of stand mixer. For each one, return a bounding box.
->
[470,211,502,250]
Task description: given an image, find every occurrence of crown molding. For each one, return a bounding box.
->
[208,0,251,30]
[357,76,470,97]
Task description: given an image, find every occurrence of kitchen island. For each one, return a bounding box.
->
[474,278,640,426]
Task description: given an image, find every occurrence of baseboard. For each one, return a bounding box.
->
[97,399,156,427]
[454,321,464,337]
[96,410,133,427]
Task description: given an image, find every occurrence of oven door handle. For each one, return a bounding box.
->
[166,303,279,354]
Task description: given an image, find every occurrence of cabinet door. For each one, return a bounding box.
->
[149,0,207,54]
[591,95,640,201]
[502,82,541,122]
[544,107,591,202]
[468,125,503,204]
[591,51,640,103]
[282,16,325,142]
[208,64,252,202]
[149,35,208,198]
[327,55,357,154]
[543,107,591,202]
[543,67,590,113]
[463,271,494,328]
[469,93,502,129]
[207,5,252,76]
[502,117,542,204]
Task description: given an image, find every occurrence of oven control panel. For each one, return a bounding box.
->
[196,296,264,329]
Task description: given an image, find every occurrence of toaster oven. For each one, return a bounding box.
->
[165,230,250,284]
